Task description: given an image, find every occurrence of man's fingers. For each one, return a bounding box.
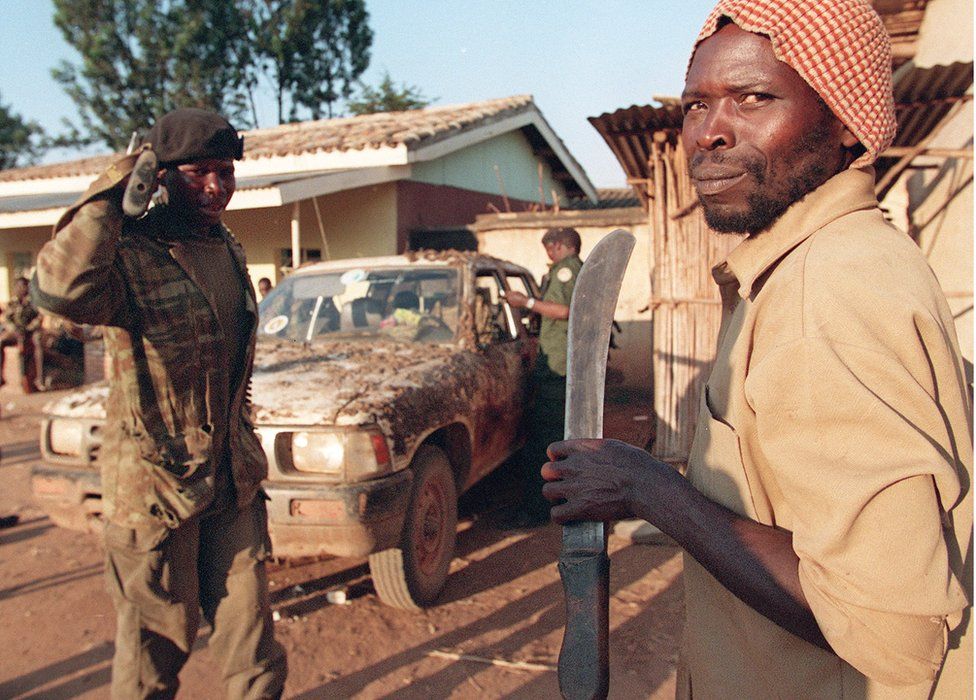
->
[546,437,606,461]
[540,460,563,481]
[541,479,567,502]
[549,501,581,524]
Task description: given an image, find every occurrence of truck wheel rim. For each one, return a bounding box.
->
[414,478,448,576]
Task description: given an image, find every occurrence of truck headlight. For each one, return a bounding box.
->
[292,431,344,473]
[48,418,85,457]
[277,428,392,481]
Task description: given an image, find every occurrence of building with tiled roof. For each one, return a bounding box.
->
[0,95,596,299]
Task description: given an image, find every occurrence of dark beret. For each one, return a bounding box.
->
[145,108,244,167]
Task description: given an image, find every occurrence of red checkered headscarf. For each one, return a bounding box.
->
[692,0,896,168]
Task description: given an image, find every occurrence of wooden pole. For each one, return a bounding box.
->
[881,146,973,160]
[310,196,332,261]
[290,201,301,270]
[493,165,511,212]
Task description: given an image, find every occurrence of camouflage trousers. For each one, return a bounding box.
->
[104,495,287,699]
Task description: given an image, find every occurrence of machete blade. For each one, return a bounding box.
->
[558,228,635,700]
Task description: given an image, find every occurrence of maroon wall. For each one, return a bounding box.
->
[395,180,535,253]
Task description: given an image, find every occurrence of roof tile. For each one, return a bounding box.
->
[0,95,534,183]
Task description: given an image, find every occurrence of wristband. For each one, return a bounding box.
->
[526,297,536,310]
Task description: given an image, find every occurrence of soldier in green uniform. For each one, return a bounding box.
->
[503,227,583,528]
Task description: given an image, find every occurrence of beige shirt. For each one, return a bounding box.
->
[679,168,972,699]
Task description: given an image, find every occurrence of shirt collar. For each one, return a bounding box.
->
[549,253,580,269]
[148,205,228,244]
[711,167,880,299]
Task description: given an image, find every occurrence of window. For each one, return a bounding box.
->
[474,272,516,344]
[279,248,322,271]
[408,229,477,252]
[259,266,460,344]
[506,272,541,336]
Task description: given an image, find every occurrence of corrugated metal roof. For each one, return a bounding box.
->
[889,61,973,149]
[587,103,683,184]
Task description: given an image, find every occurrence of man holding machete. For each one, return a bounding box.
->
[541,1,972,697]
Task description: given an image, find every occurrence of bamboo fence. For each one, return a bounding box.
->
[649,140,741,465]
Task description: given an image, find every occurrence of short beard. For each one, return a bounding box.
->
[701,119,835,236]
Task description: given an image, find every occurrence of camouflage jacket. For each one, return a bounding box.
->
[32,196,267,534]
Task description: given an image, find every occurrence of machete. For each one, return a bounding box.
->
[558,228,635,700]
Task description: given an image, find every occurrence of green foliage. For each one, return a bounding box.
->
[0,93,44,170]
[51,0,374,150]
[248,0,373,122]
[51,0,254,150]
[348,71,433,116]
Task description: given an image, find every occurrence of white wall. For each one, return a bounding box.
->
[913,0,973,67]
[224,181,400,292]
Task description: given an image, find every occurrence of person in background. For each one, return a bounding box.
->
[502,227,583,529]
[0,277,42,393]
[257,277,273,300]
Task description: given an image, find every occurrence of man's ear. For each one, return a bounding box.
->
[153,169,170,206]
[841,128,859,149]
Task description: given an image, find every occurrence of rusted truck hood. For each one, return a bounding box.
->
[250,338,463,427]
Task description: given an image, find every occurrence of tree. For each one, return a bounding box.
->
[51,0,374,149]
[247,0,373,122]
[0,93,44,170]
[347,71,433,116]
[51,0,255,150]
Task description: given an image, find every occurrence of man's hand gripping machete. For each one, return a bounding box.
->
[558,229,635,700]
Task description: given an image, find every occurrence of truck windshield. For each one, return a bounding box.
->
[258,267,460,344]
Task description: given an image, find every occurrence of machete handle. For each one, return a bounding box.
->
[558,548,610,700]
[122,147,158,218]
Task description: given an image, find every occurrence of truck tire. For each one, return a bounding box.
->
[369,445,457,609]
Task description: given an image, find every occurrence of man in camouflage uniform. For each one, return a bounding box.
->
[504,227,583,528]
[32,108,286,699]
[1,276,42,392]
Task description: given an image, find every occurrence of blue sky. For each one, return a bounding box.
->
[0,0,716,187]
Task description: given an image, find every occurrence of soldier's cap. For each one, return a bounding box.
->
[145,108,244,167]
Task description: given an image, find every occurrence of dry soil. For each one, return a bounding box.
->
[0,384,683,699]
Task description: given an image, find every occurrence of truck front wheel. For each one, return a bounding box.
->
[369,445,457,609]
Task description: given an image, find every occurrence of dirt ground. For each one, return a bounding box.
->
[0,383,684,699]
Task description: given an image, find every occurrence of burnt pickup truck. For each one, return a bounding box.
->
[32,251,541,609]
